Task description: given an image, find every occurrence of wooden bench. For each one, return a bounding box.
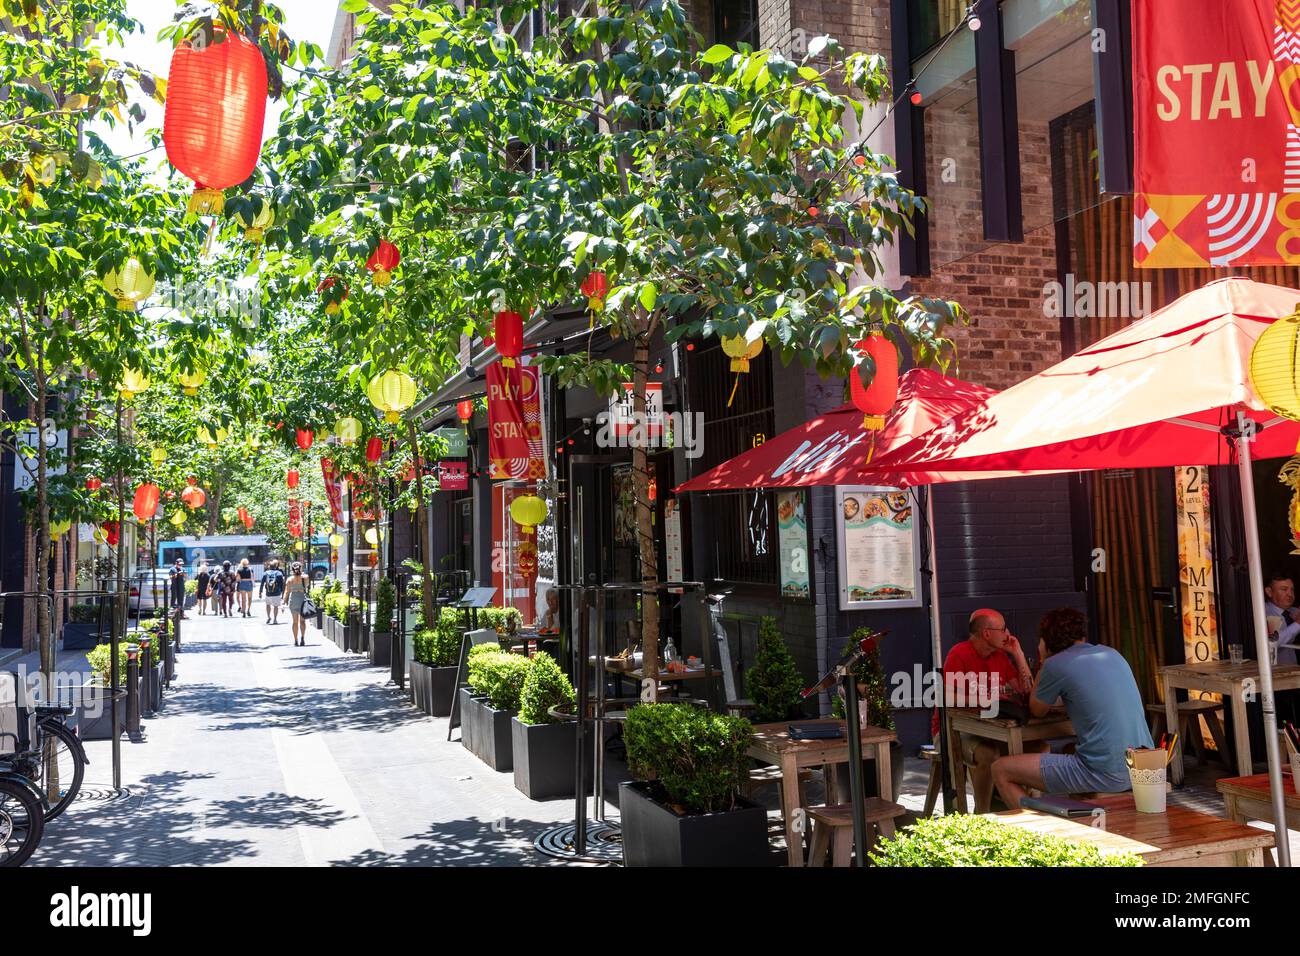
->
[1146,698,1230,769]
[920,745,942,817]
[807,799,907,867]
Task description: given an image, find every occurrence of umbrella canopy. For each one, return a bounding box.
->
[675,368,1042,492]
[872,278,1300,475]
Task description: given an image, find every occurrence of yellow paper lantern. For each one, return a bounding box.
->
[364,527,381,546]
[49,518,72,541]
[721,334,764,408]
[509,494,548,534]
[248,434,262,450]
[366,369,418,424]
[178,368,207,396]
[197,425,229,449]
[1250,306,1300,422]
[101,258,156,311]
[117,368,150,399]
[294,539,306,551]
[235,196,275,243]
[150,447,167,465]
[169,509,187,528]
[335,416,363,445]
[328,533,344,548]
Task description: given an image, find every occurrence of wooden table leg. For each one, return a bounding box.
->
[875,740,893,802]
[1229,689,1253,779]
[947,720,968,814]
[1165,677,1183,785]
[1204,708,1232,771]
[1008,726,1023,757]
[780,754,804,868]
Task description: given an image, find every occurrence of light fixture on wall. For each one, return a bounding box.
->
[967,2,982,31]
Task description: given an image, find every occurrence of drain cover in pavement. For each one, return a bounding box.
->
[533,821,623,864]
[72,785,135,805]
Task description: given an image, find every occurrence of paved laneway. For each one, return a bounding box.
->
[32,604,582,866]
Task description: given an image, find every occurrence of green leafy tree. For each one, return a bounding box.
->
[745,616,804,722]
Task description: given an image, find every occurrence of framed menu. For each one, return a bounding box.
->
[776,490,811,600]
[835,486,922,610]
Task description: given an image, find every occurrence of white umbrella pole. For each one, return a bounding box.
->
[925,487,951,811]
[1235,428,1292,867]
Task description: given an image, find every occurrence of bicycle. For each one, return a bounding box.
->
[0,760,44,867]
[12,705,87,822]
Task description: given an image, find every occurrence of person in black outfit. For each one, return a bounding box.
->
[169,559,188,619]
[195,563,211,616]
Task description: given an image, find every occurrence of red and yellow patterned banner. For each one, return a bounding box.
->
[487,360,545,481]
[321,457,345,529]
[1134,0,1300,267]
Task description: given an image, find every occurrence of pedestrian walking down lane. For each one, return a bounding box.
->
[285,562,311,646]
[237,558,255,617]
[260,559,286,624]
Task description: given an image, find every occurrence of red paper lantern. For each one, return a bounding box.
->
[316,277,349,315]
[457,399,473,424]
[185,475,198,486]
[296,429,314,451]
[580,270,608,308]
[85,476,102,492]
[181,485,207,510]
[165,489,176,500]
[365,436,384,464]
[365,239,401,286]
[494,311,524,367]
[850,334,900,432]
[287,468,300,489]
[133,483,161,522]
[102,521,120,547]
[162,29,268,215]
[403,464,416,483]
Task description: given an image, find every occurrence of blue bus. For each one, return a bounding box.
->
[158,534,331,580]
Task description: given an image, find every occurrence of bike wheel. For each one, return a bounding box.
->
[38,719,85,821]
[0,778,44,867]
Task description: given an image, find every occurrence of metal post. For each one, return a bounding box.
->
[924,488,955,813]
[110,590,122,789]
[594,585,607,822]
[140,637,154,716]
[1235,426,1291,866]
[125,644,140,736]
[573,586,591,855]
[843,672,868,867]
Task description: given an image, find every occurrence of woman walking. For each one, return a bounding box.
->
[237,558,255,617]
[285,561,311,646]
[218,561,236,618]
[195,562,211,616]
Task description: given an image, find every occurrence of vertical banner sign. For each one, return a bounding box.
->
[1133,0,1300,267]
[288,498,302,538]
[777,490,811,599]
[438,460,469,491]
[321,458,345,528]
[492,483,538,624]
[352,473,377,522]
[1175,465,1221,745]
[487,361,545,480]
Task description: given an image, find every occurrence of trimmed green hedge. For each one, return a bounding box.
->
[623,703,752,814]
[518,653,575,725]
[869,815,1145,867]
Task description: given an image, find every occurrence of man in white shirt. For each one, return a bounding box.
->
[1264,572,1300,666]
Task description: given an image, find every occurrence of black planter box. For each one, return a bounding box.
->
[73,689,126,741]
[369,629,391,667]
[410,660,432,713]
[458,688,480,754]
[619,781,771,868]
[477,702,514,772]
[511,718,584,800]
[61,622,104,650]
[412,662,458,717]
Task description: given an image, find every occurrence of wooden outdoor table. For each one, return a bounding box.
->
[1218,773,1300,864]
[1161,661,1300,784]
[945,709,1075,813]
[747,718,896,868]
[989,794,1274,866]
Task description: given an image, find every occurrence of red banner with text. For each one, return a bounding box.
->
[288,498,302,538]
[487,361,546,481]
[1134,0,1300,267]
[321,458,345,529]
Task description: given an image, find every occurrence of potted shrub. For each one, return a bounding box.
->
[459,643,507,755]
[745,616,805,723]
[620,703,770,867]
[511,654,580,799]
[369,577,395,667]
[80,642,131,740]
[870,814,1144,867]
[831,627,904,801]
[62,602,106,650]
[411,618,460,717]
[466,647,528,770]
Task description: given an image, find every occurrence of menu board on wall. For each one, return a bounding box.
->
[663,498,684,582]
[835,486,921,610]
[777,490,810,600]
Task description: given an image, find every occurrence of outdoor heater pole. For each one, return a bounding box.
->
[1234,422,1292,867]
[924,488,955,813]
[573,586,591,855]
[843,672,868,866]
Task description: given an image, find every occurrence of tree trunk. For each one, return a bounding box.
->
[207,474,224,535]
[631,317,659,697]
[407,421,436,628]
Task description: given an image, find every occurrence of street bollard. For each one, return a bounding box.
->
[140,637,154,716]
[125,645,141,735]
[173,607,183,654]
[164,624,175,686]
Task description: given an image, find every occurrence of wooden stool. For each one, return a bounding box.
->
[920,746,943,816]
[807,799,907,867]
[744,766,819,834]
[1146,699,1231,769]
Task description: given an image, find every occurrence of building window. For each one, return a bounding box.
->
[715,0,758,47]
[909,0,969,57]
[687,340,776,586]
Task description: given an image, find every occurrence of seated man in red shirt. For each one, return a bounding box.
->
[931,609,1039,812]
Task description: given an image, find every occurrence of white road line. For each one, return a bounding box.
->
[248,638,384,866]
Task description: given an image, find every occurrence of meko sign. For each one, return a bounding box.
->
[1133,0,1300,267]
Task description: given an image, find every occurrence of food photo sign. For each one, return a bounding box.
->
[835,486,922,610]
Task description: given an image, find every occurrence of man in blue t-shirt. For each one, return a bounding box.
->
[992,607,1153,806]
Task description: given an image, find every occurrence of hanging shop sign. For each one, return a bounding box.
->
[777,489,811,600]
[607,381,663,441]
[487,361,545,480]
[321,457,345,528]
[1175,465,1220,663]
[438,460,469,491]
[434,425,468,458]
[15,419,66,491]
[1133,0,1300,267]
[663,498,684,582]
[835,486,921,610]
